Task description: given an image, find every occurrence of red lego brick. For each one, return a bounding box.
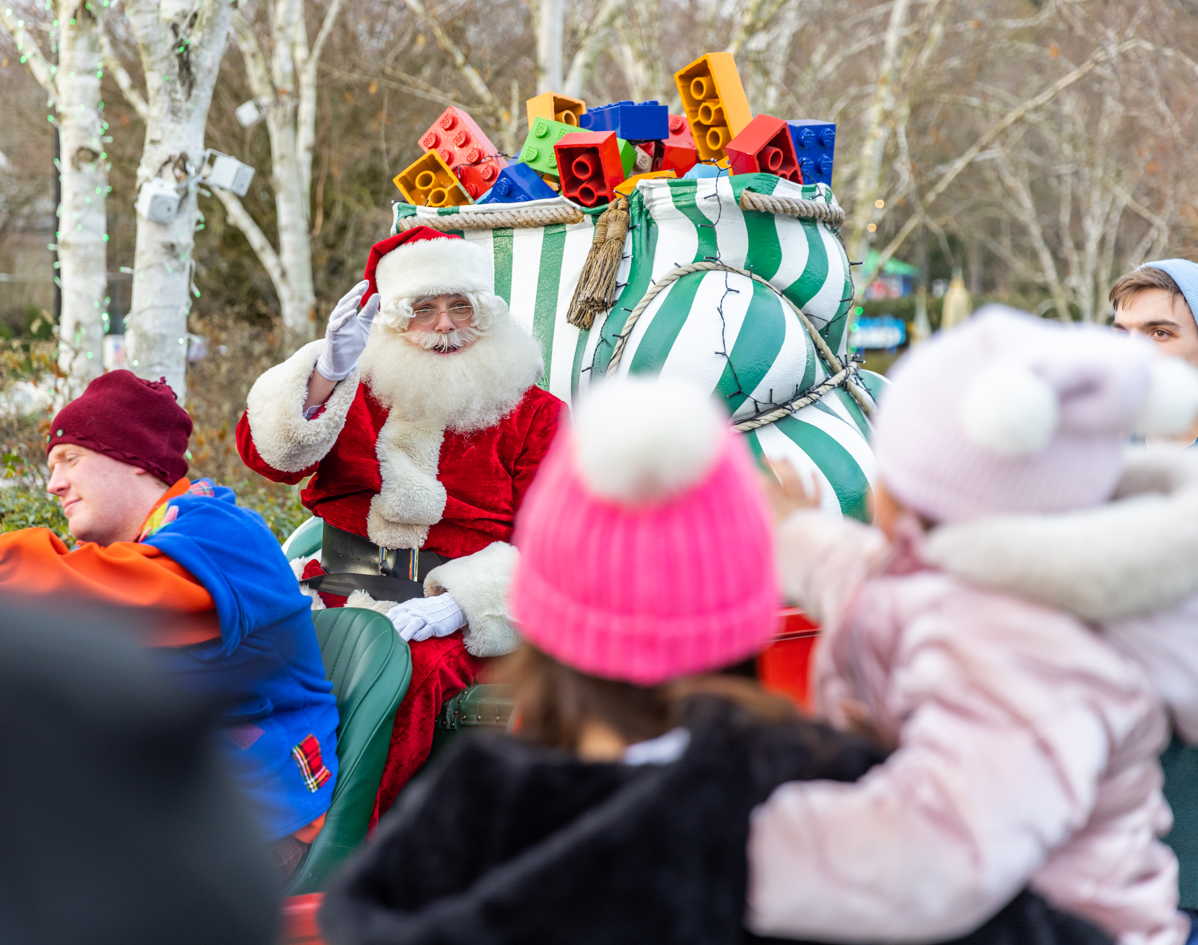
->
[553,131,626,208]
[725,114,803,183]
[418,106,508,200]
[643,114,699,175]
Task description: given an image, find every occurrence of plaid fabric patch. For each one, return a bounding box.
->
[292,734,331,793]
[187,479,215,497]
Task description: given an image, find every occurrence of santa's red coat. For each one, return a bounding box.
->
[236,368,563,561]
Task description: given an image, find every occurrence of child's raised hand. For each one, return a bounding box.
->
[762,458,821,523]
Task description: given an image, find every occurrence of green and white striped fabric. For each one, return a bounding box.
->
[391,177,875,520]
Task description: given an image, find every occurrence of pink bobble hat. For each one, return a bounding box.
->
[872,305,1198,524]
[509,376,779,686]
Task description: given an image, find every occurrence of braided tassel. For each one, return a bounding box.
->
[566,197,630,330]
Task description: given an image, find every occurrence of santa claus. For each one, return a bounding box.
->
[236,226,564,819]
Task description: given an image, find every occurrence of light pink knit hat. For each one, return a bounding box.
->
[873,305,1198,523]
[510,376,778,685]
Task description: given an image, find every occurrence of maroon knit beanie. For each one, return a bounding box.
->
[47,371,192,484]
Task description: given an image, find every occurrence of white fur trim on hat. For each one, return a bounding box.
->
[1134,356,1198,438]
[960,360,1059,456]
[574,376,726,504]
[374,236,494,305]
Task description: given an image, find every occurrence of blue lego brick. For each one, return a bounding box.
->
[480,162,558,203]
[787,120,836,186]
[579,100,670,142]
[682,162,726,179]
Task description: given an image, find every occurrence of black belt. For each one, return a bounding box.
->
[304,521,449,603]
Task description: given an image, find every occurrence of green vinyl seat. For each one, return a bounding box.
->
[281,515,323,562]
[424,684,516,768]
[284,607,412,894]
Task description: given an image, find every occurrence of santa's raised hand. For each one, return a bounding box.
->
[316,280,379,381]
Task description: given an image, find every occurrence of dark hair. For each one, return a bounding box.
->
[498,643,797,751]
[1109,266,1188,312]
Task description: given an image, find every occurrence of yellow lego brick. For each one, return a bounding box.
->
[393,151,473,208]
[526,91,587,129]
[674,52,752,162]
[614,170,678,197]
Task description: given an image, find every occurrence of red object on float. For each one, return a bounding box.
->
[418,106,507,200]
[758,607,820,711]
[726,114,803,183]
[280,893,325,944]
[643,113,700,175]
[553,131,626,207]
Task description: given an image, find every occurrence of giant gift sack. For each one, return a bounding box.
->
[391,173,879,521]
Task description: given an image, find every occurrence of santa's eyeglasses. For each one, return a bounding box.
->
[410,302,474,325]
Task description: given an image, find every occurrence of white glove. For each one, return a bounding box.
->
[386,593,466,643]
[315,280,379,381]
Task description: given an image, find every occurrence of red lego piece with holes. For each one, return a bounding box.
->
[553,131,626,208]
[725,114,803,183]
[641,114,699,176]
[419,106,508,200]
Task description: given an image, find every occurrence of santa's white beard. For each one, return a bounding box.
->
[358,314,544,432]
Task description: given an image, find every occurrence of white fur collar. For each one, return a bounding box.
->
[366,416,446,550]
[358,313,543,433]
[921,447,1198,622]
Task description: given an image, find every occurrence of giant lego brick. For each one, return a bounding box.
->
[644,113,699,175]
[727,114,803,183]
[526,91,587,129]
[393,150,473,207]
[519,117,583,178]
[674,52,752,162]
[480,162,558,203]
[579,100,669,142]
[614,169,678,197]
[418,106,507,200]
[788,120,836,186]
[553,131,625,208]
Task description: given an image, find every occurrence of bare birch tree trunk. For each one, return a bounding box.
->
[536,0,564,94]
[2,1,107,395]
[122,0,234,402]
[215,0,345,351]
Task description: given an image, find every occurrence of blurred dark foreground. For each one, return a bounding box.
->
[0,596,278,945]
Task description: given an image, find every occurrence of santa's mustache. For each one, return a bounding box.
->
[405,325,482,352]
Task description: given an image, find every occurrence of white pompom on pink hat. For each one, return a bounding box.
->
[872,305,1198,523]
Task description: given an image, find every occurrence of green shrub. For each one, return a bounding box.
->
[0,485,69,540]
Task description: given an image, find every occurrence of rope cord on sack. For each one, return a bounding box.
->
[395,205,585,231]
[737,190,846,227]
[606,260,876,417]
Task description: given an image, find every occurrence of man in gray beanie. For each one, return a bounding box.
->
[1111,259,1198,369]
[1109,257,1198,928]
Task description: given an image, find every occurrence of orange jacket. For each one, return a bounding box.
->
[0,479,220,646]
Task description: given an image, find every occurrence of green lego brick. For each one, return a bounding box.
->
[519,117,580,178]
[618,138,637,177]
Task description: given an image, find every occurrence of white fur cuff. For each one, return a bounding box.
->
[245,339,360,473]
[425,542,520,657]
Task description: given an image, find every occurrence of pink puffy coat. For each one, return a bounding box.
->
[748,449,1198,945]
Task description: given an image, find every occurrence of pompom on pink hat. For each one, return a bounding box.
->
[510,376,778,686]
[873,305,1198,523]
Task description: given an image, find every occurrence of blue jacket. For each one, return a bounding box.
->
[143,482,338,842]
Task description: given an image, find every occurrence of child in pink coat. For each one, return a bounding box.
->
[752,307,1198,945]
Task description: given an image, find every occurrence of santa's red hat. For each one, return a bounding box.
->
[362,226,495,310]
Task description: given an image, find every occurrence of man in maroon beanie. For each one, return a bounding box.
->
[0,370,340,880]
